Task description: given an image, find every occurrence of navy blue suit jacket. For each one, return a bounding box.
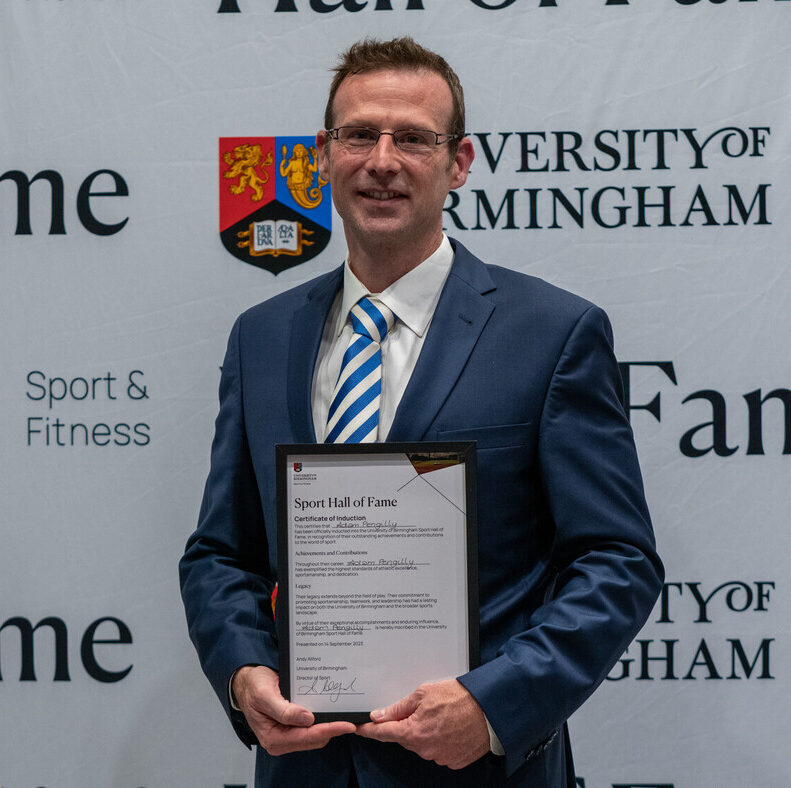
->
[180,239,663,787]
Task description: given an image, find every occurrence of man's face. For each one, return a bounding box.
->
[316,68,474,260]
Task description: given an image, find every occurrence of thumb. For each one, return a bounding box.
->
[258,692,314,728]
[370,691,420,723]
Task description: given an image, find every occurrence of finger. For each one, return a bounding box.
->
[244,679,314,728]
[370,692,420,722]
[234,666,304,723]
[270,720,356,745]
[263,721,357,755]
[258,695,314,728]
[355,720,409,743]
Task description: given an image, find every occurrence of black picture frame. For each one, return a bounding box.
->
[275,441,479,723]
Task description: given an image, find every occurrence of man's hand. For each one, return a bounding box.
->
[232,665,356,755]
[355,679,490,770]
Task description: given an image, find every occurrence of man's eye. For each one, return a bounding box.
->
[398,131,432,146]
[347,128,377,141]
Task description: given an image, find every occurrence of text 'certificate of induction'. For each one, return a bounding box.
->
[276,442,479,723]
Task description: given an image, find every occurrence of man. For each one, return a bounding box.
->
[180,37,663,787]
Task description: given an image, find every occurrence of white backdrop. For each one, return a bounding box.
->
[1,2,789,786]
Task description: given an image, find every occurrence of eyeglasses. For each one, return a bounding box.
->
[325,126,463,154]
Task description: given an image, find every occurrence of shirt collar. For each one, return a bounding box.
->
[337,235,454,338]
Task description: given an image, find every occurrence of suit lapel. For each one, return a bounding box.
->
[387,241,496,442]
[287,267,343,444]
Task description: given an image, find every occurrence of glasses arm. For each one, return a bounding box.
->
[434,133,465,146]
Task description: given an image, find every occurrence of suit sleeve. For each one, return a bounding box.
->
[179,315,278,746]
[458,305,664,776]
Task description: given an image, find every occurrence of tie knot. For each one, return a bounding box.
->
[349,297,397,343]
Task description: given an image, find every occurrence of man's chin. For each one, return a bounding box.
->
[352,215,411,241]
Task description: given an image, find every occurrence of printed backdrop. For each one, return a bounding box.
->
[1,2,789,787]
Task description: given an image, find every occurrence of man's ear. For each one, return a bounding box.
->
[450,136,475,190]
[316,130,330,182]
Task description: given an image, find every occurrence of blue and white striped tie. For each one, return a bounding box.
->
[325,297,397,444]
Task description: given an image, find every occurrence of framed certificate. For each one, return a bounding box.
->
[276,442,479,723]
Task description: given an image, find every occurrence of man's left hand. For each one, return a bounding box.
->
[355,679,490,770]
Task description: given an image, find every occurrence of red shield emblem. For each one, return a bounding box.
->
[219,136,332,274]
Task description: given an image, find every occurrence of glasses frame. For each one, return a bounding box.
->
[325,126,464,153]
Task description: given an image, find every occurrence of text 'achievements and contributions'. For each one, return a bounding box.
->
[276,443,479,722]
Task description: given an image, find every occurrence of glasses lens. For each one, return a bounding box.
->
[393,130,436,151]
[337,127,378,148]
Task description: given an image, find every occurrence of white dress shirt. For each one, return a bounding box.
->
[311,234,454,442]
[309,234,505,756]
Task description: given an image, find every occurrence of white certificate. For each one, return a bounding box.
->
[276,442,479,722]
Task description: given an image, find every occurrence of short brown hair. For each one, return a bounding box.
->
[324,37,466,145]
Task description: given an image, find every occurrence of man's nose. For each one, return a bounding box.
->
[365,133,402,174]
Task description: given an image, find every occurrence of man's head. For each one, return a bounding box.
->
[324,37,466,153]
[316,38,474,286]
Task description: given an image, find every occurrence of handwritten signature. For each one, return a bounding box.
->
[370,519,398,531]
[298,676,359,702]
[297,623,363,634]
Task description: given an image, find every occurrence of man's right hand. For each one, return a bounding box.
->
[232,665,356,755]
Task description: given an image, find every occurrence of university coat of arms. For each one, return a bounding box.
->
[219,136,332,274]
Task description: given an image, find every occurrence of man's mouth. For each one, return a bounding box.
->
[360,190,405,201]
